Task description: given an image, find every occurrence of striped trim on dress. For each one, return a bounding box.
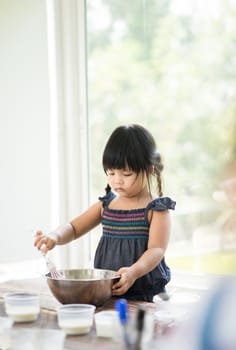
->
[102,208,149,239]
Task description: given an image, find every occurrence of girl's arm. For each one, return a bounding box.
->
[34,201,102,254]
[70,201,102,238]
[112,209,171,295]
[132,209,171,274]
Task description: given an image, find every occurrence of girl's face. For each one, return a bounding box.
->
[106,168,148,197]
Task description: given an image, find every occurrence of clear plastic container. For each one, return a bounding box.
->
[4,293,40,322]
[8,329,65,350]
[95,310,121,338]
[0,316,13,349]
[57,304,95,335]
[153,292,200,312]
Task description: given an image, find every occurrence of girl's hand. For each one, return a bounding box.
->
[34,230,57,255]
[112,267,136,296]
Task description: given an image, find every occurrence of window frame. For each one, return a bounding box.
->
[46,0,229,289]
[46,0,90,268]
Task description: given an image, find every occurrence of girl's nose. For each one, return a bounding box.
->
[114,175,123,184]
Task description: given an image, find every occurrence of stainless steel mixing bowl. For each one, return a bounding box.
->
[45,268,120,306]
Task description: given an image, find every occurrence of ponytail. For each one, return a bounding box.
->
[105,184,111,194]
[153,151,164,197]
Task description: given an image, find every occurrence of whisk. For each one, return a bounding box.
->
[44,255,64,279]
[32,230,64,279]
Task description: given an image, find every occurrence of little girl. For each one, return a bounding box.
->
[34,124,176,302]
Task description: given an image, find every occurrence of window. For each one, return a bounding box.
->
[86,0,236,275]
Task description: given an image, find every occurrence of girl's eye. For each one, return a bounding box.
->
[123,173,133,176]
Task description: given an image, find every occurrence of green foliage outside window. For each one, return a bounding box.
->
[87,0,236,274]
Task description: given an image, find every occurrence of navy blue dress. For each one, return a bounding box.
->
[94,191,176,302]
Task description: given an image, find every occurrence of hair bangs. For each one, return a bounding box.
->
[103,128,148,173]
[103,146,127,171]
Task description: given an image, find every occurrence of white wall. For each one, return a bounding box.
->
[0,0,90,268]
[0,0,51,262]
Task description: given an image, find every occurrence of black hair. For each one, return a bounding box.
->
[102,124,164,196]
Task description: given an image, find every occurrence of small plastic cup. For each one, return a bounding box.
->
[126,312,155,349]
[95,310,121,339]
[4,292,40,322]
[0,316,13,329]
[8,329,65,350]
[57,304,96,335]
[153,292,200,311]
[0,316,13,349]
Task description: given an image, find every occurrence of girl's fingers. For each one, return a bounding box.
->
[112,284,126,296]
[35,236,47,251]
[33,230,43,246]
[112,273,127,291]
[35,230,43,236]
[40,243,48,256]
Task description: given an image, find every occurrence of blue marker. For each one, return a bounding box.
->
[115,299,131,349]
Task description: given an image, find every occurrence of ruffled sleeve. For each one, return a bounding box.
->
[98,191,116,208]
[146,197,176,212]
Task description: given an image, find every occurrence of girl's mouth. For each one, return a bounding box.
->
[115,188,124,192]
